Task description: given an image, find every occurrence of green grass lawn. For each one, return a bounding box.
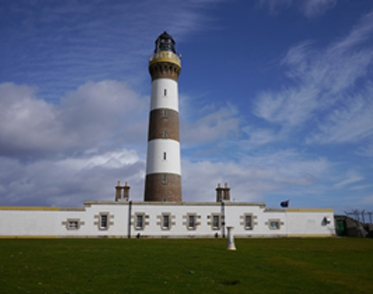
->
[0,238,372,294]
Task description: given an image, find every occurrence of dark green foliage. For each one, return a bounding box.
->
[0,238,372,293]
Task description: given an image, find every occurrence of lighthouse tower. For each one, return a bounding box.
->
[144,32,182,202]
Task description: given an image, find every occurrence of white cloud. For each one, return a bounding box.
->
[0,81,147,157]
[182,149,332,202]
[253,11,373,145]
[360,194,373,205]
[332,11,373,52]
[1,0,226,102]
[308,91,373,144]
[0,149,145,207]
[350,184,373,191]
[0,80,150,206]
[334,171,364,188]
[241,126,277,146]
[356,144,373,157]
[259,0,293,14]
[254,85,320,127]
[181,104,240,145]
[0,79,248,206]
[259,0,337,17]
[301,0,337,17]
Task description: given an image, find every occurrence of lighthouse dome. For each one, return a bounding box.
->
[154,31,176,53]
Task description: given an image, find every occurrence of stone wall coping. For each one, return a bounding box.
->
[59,207,86,212]
[83,201,266,207]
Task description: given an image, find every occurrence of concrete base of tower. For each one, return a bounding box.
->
[144,173,182,202]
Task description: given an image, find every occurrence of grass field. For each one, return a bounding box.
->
[0,238,372,294]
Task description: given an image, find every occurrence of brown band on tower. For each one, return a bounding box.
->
[148,108,180,141]
[144,173,182,202]
[149,62,181,82]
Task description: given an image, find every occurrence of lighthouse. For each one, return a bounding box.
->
[144,32,182,202]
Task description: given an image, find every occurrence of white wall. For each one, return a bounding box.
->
[146,140,181,175]
[0,202,335,238]
[150,79,178,111]
[285,209,335,236]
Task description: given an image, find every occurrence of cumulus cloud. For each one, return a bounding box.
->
[0,81,147,158]
[0,80,246,206]
[0,149,145,207]
[1,79,333,206]
[0,81,149,206]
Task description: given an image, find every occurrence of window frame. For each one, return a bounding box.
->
[136,215,144,230]
[245,214,253,230]
[64,218,83,230]
[100,214,108,229]
[267,219,281,230]
[68,221,79,229]
[188,215,196,229]
[162,214,170,230]
[211,214,220,230]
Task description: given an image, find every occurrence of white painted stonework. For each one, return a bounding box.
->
[150,79,179,111]
[146,139,181,174]
[0,201,335,238]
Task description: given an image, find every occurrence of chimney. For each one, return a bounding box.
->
[223,183,230,201]
[123,182,130,201]
[115,181,130,202]
[216,183,223,202]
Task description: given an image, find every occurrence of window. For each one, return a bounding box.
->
[68,221,79,229]
[213,215,220,230]
[136,215,143,230]
[162,109,168,118]
[162,174,167,184]
[163,215,170,229]
[269,220,280,230]
[185,214,199,230]
[134,213,147,230]
[95,213,111,231]
[163,152,166,160]
[64,219,83,230]
[245,215,252,229]
[188,215,195,229]
[162,130,167,138]
[100,215,108,229]
[159,213,172,230]
[164,89,167,96]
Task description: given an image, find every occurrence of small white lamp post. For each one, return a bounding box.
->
[226,226,236,250]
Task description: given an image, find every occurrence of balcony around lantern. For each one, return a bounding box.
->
[149,51,181,67]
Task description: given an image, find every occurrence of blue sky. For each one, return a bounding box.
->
[1,0,373,214]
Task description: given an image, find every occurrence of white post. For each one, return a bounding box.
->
[226,226,236,250]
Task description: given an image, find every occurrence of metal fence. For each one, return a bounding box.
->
[344,210,373,224]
